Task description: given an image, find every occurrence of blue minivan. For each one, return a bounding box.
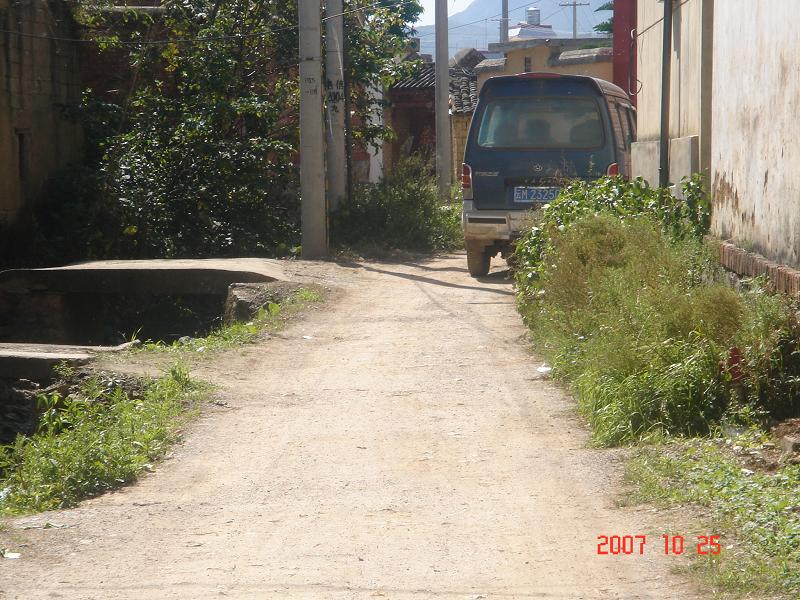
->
[462,73,636,276]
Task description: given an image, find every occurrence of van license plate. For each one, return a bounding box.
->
[514,187,560,203]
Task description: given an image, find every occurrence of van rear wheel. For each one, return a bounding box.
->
[466,243,491,277]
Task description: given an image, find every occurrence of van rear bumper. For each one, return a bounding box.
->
[462,203,531,242]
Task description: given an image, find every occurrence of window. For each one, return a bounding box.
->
[476,96,604,150]
[524,56,532,73]
[616,104,633,150]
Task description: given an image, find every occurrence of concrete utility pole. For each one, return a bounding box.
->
[500,0,509,43]
[435,0,452,199]
[299,0,328,258]
[325,0,347,211]
[560,1,590,39]
[659,0,673,188]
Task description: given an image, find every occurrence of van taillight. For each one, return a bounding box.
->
[462,163,473,189]
[607,163,619,176]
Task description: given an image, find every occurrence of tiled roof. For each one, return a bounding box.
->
[390,62,478,114]
[450,67,478,115]
[473,57,507,74]
[392,62,436,89]
[449,47,486,71]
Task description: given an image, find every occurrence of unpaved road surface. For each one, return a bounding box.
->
[1,255,699,599]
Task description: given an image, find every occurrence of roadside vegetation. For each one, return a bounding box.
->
[515,175,800,597]
[139,287,322,353]
[626,432,800,597]
[0,365,206,514]
[331,155,463,253]
[7,0,425,267]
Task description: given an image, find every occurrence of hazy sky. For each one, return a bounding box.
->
[417,0,475,26]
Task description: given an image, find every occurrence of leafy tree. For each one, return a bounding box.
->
[54,0,422,259]
[594,1,613,34]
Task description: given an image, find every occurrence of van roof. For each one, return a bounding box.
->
[482,72,630,102]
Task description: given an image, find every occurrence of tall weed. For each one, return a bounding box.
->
[521,214,797,445]
[332,154,463,252]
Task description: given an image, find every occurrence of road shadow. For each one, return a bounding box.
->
[335,260,515,297]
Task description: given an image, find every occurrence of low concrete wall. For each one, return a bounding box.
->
[631,135,699,191]
[0,261,282,345]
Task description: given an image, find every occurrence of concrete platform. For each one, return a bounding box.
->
[0,258,287,346]
[2,258,285,296]
[0,345,89,381]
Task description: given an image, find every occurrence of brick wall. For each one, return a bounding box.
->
[718,240,800,298]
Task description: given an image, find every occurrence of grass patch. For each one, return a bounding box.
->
[0,364,206,515]
[515,178,800,446]
[331,154,463,253]
[140,287,322,353]
[626,436,800,598]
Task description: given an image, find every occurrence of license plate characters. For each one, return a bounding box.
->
[513,186,560,204]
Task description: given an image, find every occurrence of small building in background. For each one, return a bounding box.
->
[473,38,613,93]
[508,7,558,40]
[384,62,437,177]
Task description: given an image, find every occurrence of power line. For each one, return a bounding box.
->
[417,1,564,39]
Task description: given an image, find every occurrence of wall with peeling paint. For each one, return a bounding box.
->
[710,0,800,268]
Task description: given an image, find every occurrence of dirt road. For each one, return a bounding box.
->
[0,255,699,599]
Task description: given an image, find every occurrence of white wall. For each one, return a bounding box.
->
[710,0,800,267]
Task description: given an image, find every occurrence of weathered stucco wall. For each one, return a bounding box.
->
[710,0,800,268]
[635,0,703,142]
[0,0,82,226]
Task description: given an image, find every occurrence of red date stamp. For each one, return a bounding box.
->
[597,535,722,556]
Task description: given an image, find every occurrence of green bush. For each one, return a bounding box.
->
[332,154,463,252]
[514,175,711,291]
[519,211,799,446]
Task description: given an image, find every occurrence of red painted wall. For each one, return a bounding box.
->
[613,0,637,105]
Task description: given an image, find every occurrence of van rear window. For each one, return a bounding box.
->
[476,97,604,149]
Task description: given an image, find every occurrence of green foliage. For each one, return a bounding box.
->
[594,1,613,34]
[0,365,204,514]
[515,176,799,446]
[25,0,423,264]
[332,154,463,252]
[627,438,800,596]
[515,175,711,291]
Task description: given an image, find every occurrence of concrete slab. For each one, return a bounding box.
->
[0,346,92,381]
[0,258,288,345]
[1,258,285,296]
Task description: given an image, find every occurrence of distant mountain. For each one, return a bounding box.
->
[415,0,611,58]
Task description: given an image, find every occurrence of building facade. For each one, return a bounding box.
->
[0,0,83,228]
[633,0,800,277]
[474,38,614,93]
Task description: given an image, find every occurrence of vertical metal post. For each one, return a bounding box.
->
[560,2,590,39]
[299,0,328,258]
[435,0,452,199]
[500,0,509,43]
[325,0,347,211]
[659,0,673,188]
